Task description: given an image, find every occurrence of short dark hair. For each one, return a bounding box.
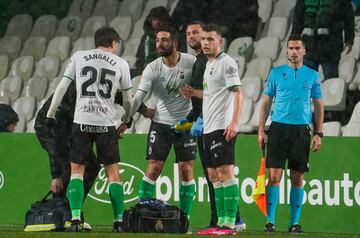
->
[94,27,120,48]
[287,34,305,47]
[156,26,179,42]
[186,21,204,29]
[202,23,223,36]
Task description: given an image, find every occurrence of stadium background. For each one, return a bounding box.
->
[0,0,360,236]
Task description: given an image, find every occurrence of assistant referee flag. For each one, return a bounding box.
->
[252,157,267,216]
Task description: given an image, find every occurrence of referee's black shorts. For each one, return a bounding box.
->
[266,122,311,173]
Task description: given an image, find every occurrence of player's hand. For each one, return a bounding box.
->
[224,121,238,141]
[142,108,155,119]
[51,178,63,194]
[180,85,195,99]
[311,135,322,152]
[258,129,267,151]
[190,117,203,137]
[116,123,128,139]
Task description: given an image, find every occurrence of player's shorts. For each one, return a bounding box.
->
[146,122,197,162]
[266,122,311,173]
[203,129,237,168]
[70,123,120,166]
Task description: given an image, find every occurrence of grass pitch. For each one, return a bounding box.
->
[0,225,359,238]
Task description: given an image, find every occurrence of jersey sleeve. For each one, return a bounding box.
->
[63,55,76,80]
[311,72,322,99]
[119,62,132,91]
[264,69,276,97]
[138,63,154,93]
[222,57,241,88]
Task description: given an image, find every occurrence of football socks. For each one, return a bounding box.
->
[179,180,196,218]
[67,174,84,220]
[138,176,155,199]
[266,185,280,224]
[213,182,225,227]
[109,182,124,222]
[223,178,240,229]
[290,187,304,225]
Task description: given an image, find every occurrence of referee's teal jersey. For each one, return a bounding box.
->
[264,64,322,125]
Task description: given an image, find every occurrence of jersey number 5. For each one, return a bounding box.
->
[81,66,115,99]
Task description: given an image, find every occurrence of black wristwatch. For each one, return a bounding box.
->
[314,132,323,138]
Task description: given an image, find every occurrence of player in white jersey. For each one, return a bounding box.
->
[127,27,197,221]
[201,24,244,235]
[47,27,133,232]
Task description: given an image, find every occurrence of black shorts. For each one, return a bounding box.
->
[203,130,237,168]
[266,122,311,173]
[146,122,197,162]
[70,123,120,166]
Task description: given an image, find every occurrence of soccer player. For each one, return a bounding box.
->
[258,35,324,233]
[200,23,244,235]
[179,21,246,232]
[128,27,197,221]
[46,26,133,232]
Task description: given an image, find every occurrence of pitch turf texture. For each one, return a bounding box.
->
[0,225,359,238]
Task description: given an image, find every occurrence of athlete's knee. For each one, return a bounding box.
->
[105,163,120,182]
[146,160,163,180]
[178,161,194,181]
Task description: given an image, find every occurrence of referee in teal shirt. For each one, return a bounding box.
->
[258,35,324,233]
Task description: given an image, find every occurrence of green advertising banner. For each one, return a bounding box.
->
[0,134,359,234]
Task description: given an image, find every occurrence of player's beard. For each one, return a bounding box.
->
[157,43,174,57]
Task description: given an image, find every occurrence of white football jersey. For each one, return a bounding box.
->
[139,52,196,125]
[203,52,241,134]
[64,49,132,126]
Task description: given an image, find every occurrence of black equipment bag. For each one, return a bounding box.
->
[123,198,189,233]
[24,191,71,231]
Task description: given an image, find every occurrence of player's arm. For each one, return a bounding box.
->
[128,89,147,119]
[224,86,243,141]
[121,89,133,122]
[46,77,72,119]
[258,95,273,149]
[311,98,324,152]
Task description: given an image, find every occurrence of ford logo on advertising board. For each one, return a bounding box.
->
[88,162,144,204]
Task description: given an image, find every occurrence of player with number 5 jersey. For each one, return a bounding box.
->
[47,27,133,233]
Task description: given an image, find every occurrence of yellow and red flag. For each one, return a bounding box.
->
[252,157,267,216]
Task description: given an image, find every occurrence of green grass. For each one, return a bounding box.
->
[0,225,359,238]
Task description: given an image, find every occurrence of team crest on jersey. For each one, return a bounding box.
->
[225,66,237,77]
[179,71,185,79]
[210,68,214,75]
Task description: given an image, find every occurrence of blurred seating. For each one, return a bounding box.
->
[14,112,26,132]
[0,55,10,81]
[92,0,119,21]
[80,16,106,37]
[30,15,58,41]
[258,0,273,23]
[233,56,246,79]
[118,0,144,22]
[0,96,10,105]
[267,16,288,40]
[55,16,82,42]
[67,0,94,22]
[20,36,47,61]
[23,76,48,101]
[323,121,341,136]
[110,16,133,41]
[254,36,280,60]
[45,36,71,62]
[33,56,60,80]
[71,37,95,55]
[338,56,357,84]
[322,78,346,111]
[5,14,33,41]
[8,56,35,81]
[227,37,254,62]
[0,37,22,62]
[272,0,297,19]
[244,57,272,82]
[0,76,23,102]
[13,96,36,121]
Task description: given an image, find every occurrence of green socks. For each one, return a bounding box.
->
[213,182,225,226]
[223,178,240,229]
[138,176,155,199]
[67,174,84,220]
[109,182,124,222]
[180,180,196,218]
